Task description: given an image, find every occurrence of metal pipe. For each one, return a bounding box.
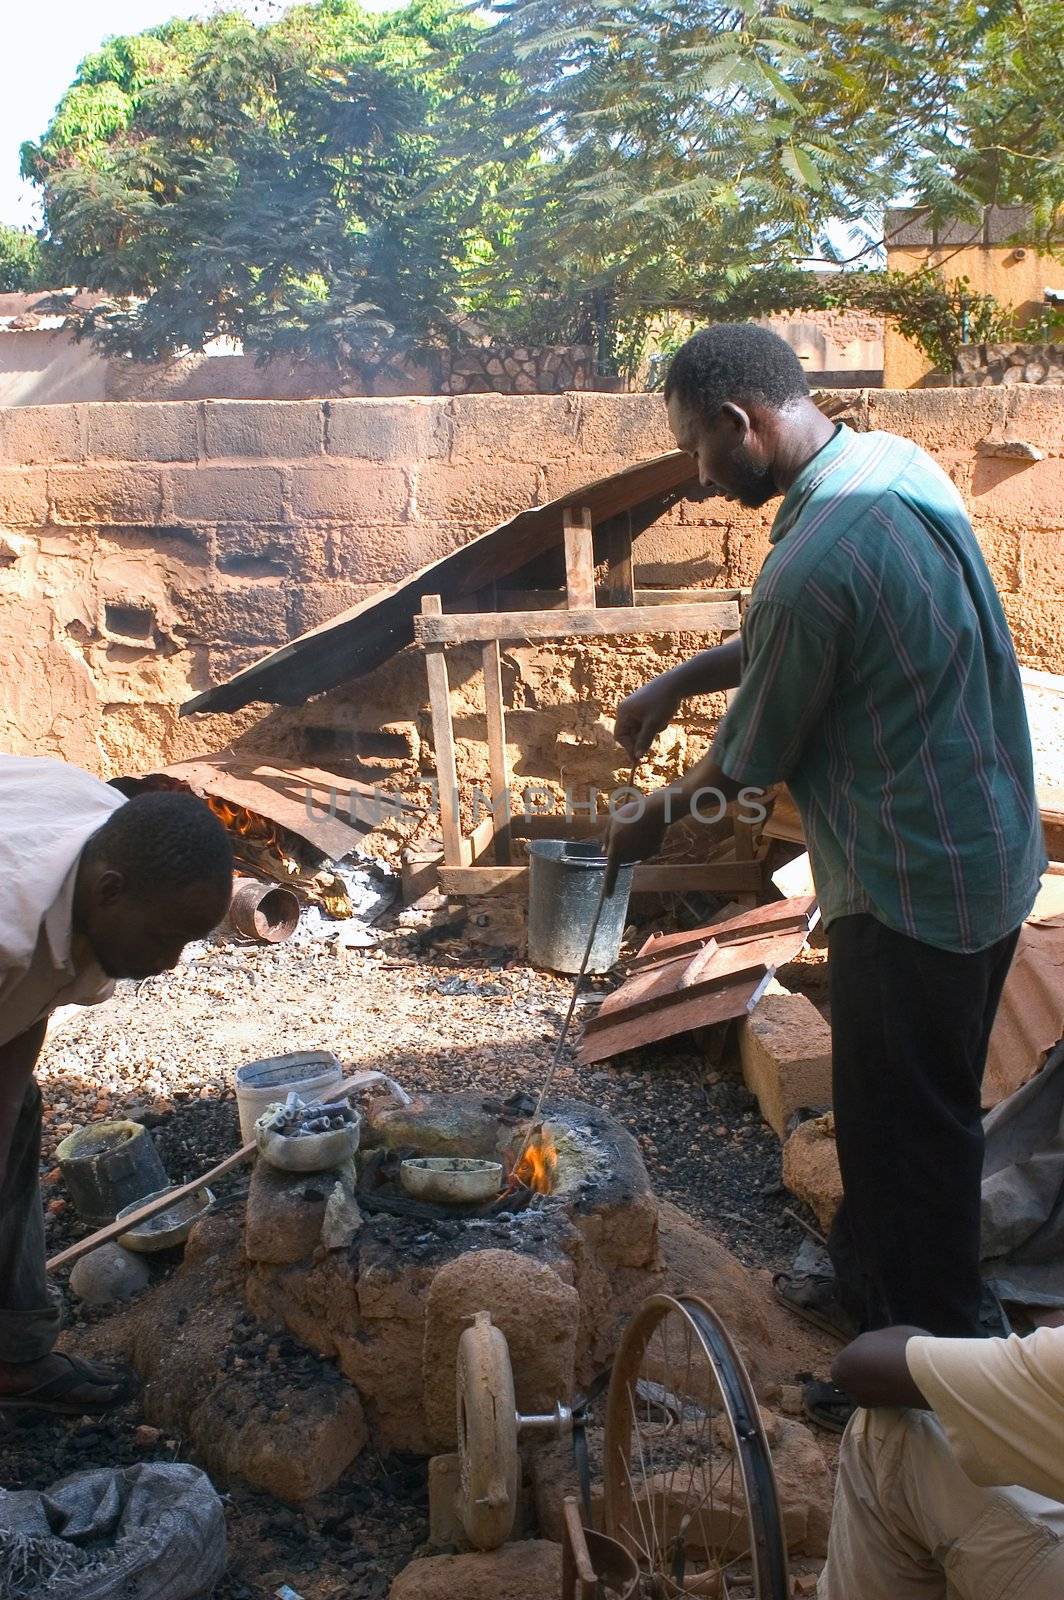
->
[517,1400,574,1440]
[227,877,301,943]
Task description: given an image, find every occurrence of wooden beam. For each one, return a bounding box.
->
[482,637,512,864]
[421,594,467,868]
[415,601,740,646]
[603,513,635,606]
[438,860,766,897]
[476,587,744,612]
[468,813,498,864]
[563,506,596,610]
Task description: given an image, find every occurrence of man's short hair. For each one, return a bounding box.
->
[83,791,234,897]
[664,323,810,421]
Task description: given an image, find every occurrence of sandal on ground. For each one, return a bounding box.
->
[773,1268,858,1343]
[802,1378,857,1434]
[0,1353,138,1416]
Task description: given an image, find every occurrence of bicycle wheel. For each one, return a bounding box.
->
[604,1294,790,1599]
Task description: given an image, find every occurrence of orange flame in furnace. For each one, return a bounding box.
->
[512,1129,558,1195]
[205,796,285,852]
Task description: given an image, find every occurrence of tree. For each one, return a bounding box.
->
[0,226,46,294]
[22,1,527,366]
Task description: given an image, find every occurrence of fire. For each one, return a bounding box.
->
[511,1128,558,1195]
[204,795,285,851]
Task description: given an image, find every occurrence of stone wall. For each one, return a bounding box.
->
[0,388,1060,786]
[955,343,1064,387]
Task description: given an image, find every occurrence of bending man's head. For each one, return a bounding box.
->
[74,792,234,979]
[664,323,812,507]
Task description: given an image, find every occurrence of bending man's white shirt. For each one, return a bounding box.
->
[0,756,126,1048]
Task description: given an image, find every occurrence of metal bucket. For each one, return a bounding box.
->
[527,840,634,974]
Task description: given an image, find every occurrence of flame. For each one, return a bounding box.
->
[204,795,285,851]
[511,1128,558,1195]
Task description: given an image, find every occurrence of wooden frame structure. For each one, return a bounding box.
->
[414,506,769,900]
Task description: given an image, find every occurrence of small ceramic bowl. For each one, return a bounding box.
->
[400,1157,503,1205]
[116,1186,214,1253]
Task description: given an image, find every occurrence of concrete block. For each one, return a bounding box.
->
[415,461,537,525]
[0,404,84,464]
[969,519,1022,592]
[631,521,730,587]
[868,387,1006,451]
[87,402,199,462]
[50,466,161,525]
[332,521,455,583]
[167,464,284,524]
[576,392,674,458]
[326,397,448,461]
[738,992,832,1139]
[1020,526,1064,597]
[970,455,1064,525]
[0,469,49,524]
[178,583,290,647]
[215,522,331,581]
[538,455,632,503]
[1004,388,1064,456]
[783,1112,842,1232]
[449,393,579,463]
[287,579,376,637]
[288,463,409,523]
[205,399,322,459]
[1001,592,1064,675]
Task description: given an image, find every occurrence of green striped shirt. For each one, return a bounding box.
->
[713,424,1045,952]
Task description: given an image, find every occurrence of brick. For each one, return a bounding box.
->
[1020,526,1064,597]
[332,521,456,584]
[288,580,378,637]
[738,992,833,1140]
[782,1112,842,1232]
[215,523,331,581]
[327,398,447,461]
[414,461,537,525]
[167,465,284,524]
[288,464,409,524]
[0,469,49,524]
[970,454,1064,525]
[449,394,579,463]
[1004,388,1064,456]
[576,393,675,458]
[50,466,161,526]
[868,386,1007,450]
[0,404,84,465]
[178,583,290,647]
[87,402,199,462]
[205,400,323,459]
[1001,593,1064,675]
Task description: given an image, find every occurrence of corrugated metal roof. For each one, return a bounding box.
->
[182,448,703,716]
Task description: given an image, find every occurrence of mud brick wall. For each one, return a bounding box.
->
[0,388,1060,783]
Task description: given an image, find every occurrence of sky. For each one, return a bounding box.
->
[0,0,401,229]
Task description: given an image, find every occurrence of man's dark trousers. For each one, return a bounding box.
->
[826,913,1020,1338]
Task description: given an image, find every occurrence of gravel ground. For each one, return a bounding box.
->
[2,912,829,1597]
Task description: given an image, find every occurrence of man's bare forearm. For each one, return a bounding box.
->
[659,635,744,701]
[0,1021,47,1187]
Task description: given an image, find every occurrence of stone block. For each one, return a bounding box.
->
[389,1542,562,1600]
[1001,593,1064,674]
[1021,526,1064,597]
[244,1159,339,1264]
[50,466,161,525]
[1004,387,1064,456]
[970,455,1064,525]
[968,519,1022,592]
[327,397,448,461]
[0,403,83,464]
[289,463,409,523]
[537,456,633,503]
[415,461,538,525]
[87,402,199,462]
[205,399,323,459]
[189,1369,366,1502]
[576,392,674,457]
[336,1319,429,1453]
[0,469,49,524]
[738,993,832,1140]
[782,1113,842,1233]
[632,520,730,587]
[167,464,285,524]
[179,583,290,647]
[868,387,1006,451]
[449,393,579,463]
[287,579,377,637]
[214,522,331,581]
[422,1249,579,1450]
[332,521,455,583]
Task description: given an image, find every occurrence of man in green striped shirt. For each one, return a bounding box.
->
[607,325,1045,1365]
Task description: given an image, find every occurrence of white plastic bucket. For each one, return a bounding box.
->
[234,1050,343,1144]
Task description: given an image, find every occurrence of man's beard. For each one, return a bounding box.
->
[728,444,776,508]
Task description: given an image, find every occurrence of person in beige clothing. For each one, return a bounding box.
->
[820,1320,1064,1598]
[0,757,233,1414]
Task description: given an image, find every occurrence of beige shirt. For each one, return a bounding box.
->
[0,756,126,1050]
[907,1326,1064,1504]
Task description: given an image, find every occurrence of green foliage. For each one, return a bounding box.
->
[0,227,46,293]
[23,0,525,365]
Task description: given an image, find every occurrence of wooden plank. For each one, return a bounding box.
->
[603,514,635,606]
[630,897,818,969]
[415,602,741,646]
[563,506,596,610]
[482,637,512,864]
[577,971,774,1064]
[421,595,467,868]
[437,860,767,897]
[489,587,744,611]
[468,813,497,865]
[582,951,769,1034]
